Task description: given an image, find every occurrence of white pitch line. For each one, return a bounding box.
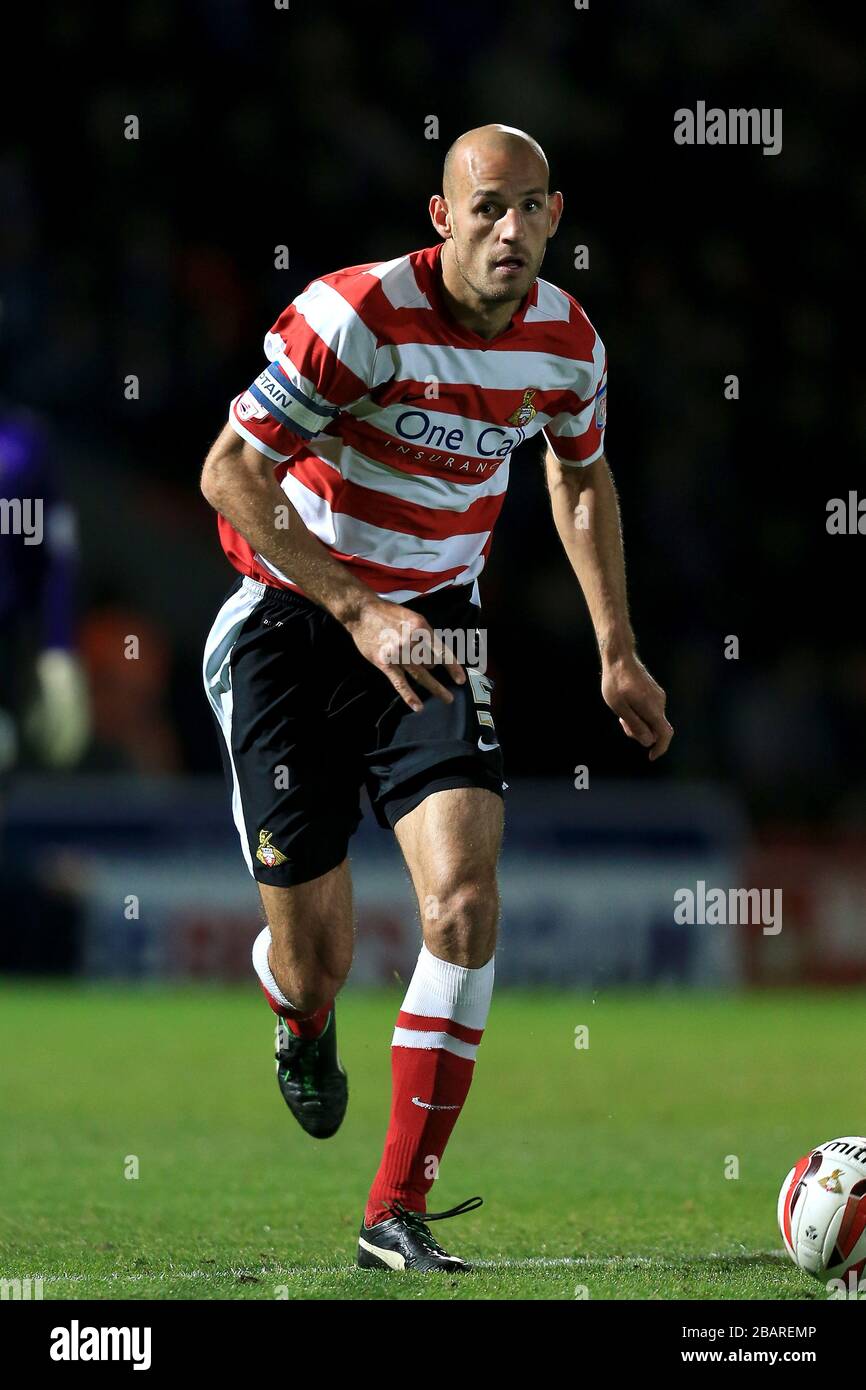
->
[476,1251,785,1270]
[35,1251,787,1286]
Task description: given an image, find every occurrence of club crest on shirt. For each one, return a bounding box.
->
[594,383,607,430]
[506,389,538,427]
[256,830,287,868]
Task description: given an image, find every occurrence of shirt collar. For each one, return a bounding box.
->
[417,242,536,346]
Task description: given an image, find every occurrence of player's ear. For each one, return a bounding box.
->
[429,194,452,240]
[547,191,564,237]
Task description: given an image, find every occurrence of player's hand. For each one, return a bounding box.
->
[601,653,673,761]
[344,600,466,712]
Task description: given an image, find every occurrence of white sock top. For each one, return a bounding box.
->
[401,943,495,1030]
[251,925,292,1010]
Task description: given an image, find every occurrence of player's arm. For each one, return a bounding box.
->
[543,446,673,761]
[201,420,372,627]
[200,423,463,711]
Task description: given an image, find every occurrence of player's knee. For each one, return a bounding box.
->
[424,874,499,965]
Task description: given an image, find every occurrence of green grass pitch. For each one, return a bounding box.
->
[0,982,858,1300]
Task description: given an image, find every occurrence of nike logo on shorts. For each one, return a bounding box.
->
[477,737,500,752]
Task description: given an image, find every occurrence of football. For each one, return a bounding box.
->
[778,1136,866,1283]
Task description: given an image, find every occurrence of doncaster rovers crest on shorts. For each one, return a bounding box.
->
[256,830,288,868]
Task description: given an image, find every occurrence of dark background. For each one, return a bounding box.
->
[3,0,862,826]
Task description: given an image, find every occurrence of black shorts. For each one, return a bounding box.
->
[202,575,505,887]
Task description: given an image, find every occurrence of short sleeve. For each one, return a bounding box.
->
[542,337,607,468]
[228,279,378,462]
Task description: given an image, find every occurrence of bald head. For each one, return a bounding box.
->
[442,124,549,201]
[430,123,561,317]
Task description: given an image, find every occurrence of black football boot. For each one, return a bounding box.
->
[357,1196,483,1271]
[275,1007,347,1139]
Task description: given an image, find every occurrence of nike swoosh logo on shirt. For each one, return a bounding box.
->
[478,737,500,752]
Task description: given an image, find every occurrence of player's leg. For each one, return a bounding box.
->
[203,577,361,1139]
[250,868,355,1141]
[394,784,502,966]
[255,866,354,1022]
[359,784,503,1271]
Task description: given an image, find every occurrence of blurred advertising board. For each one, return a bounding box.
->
[1,777,747,987]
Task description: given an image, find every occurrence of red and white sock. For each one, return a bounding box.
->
[365,944,495,1226]
[251,925,331,1039]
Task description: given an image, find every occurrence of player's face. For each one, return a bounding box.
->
[446,152,561,305]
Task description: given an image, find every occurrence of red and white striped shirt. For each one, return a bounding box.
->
[222,242,607,601]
